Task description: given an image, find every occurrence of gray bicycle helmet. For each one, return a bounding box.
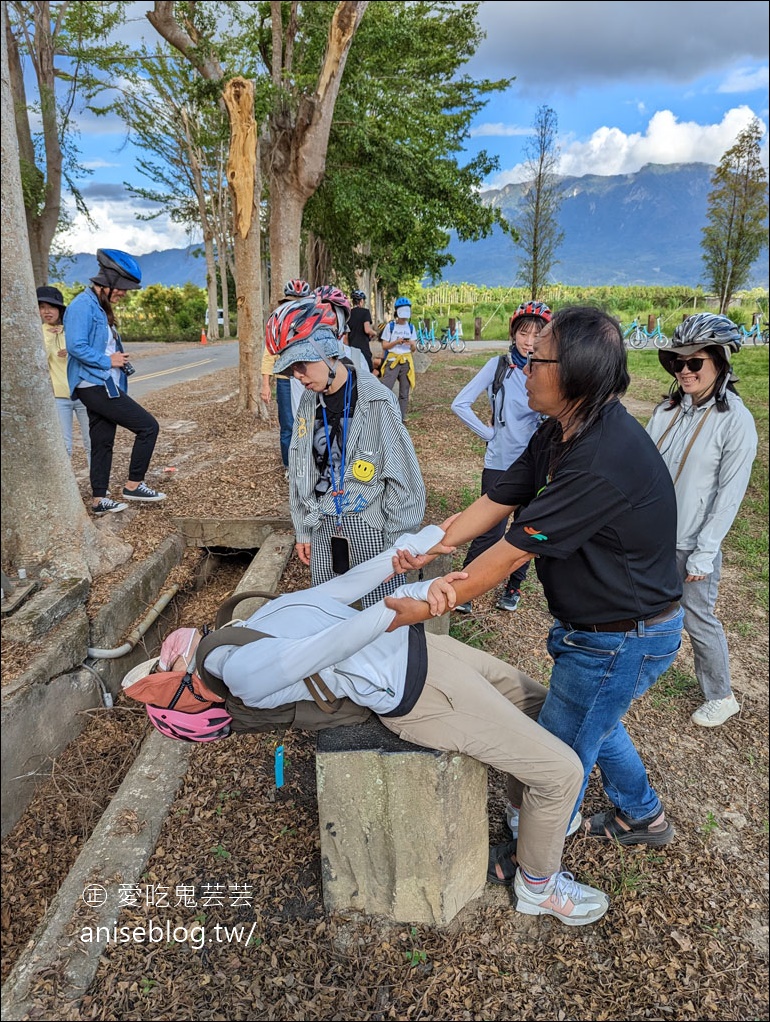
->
[669,313,742,358]
[351,289,366,302]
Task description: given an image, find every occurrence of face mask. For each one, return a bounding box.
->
[397,307,411,319]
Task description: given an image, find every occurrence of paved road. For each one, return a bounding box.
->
[126,335,670,399]
[126,341,239,398]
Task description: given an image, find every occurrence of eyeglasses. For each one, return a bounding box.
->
[663,356,710,374]
[525,353,559,370]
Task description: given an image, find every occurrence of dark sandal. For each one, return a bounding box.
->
[486,840,518,886]
[585,807,675,847]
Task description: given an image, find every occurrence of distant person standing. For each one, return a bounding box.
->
[37,285,91,464]
[347,289,377,371]
[64,248,165,515]
[646,314,758,728]
[380,296,417,422]
[451,301,552,613]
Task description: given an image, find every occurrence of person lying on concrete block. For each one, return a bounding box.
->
[122,520,609,927]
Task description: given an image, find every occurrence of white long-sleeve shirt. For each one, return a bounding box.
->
[645,392,757,576]
[451,356,540,471]
[202,525,443,714]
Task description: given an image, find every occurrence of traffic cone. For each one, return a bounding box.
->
[200,327,207,345]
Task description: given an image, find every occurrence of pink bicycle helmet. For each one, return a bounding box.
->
[313,285,351,337]
[146,704,233,743]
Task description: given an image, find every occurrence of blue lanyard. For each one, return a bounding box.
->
[320,372,352,524]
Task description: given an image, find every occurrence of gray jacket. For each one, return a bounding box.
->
[646,392,757,576]
[289,369,425,547]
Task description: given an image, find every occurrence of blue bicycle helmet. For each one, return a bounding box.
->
[91,249,142,291]
[394,296,411,310]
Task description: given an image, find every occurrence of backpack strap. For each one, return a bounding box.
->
[491,355,511,426]
[196,614,344,715]
[214,589,279,629]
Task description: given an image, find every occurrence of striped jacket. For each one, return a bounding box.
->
[288,369,425,547]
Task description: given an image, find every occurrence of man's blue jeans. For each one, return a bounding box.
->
[538,609,683,821]
[275,378,294,468]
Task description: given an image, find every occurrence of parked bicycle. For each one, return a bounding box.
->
[738,318,768,345]
[623,319,645,348]
[438,323,466,353]
[416,319,439,352]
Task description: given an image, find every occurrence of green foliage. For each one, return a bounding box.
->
[702,118,769,312]
[304,1,513,294]
[54,282,209,342]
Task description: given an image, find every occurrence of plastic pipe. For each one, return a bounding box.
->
[87,584,180,659]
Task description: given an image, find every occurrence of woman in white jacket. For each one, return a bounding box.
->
[646,314,757,728]
[131,522,609,927]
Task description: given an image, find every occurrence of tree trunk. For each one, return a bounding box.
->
[269,182,306,306]
[148,3,263,413]
[217,234,231,338]
[1,9,131,578]
[222,77,264,416]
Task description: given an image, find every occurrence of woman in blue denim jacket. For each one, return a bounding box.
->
[64,249,165,515]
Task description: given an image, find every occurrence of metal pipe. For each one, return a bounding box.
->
[87,584,180,659]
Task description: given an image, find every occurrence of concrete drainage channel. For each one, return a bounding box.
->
[1,518,294,1021]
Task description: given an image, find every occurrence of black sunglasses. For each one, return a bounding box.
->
[662,356,710,374]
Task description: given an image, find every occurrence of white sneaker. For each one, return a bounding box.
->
[514,869,609,926]
[691,694,740,727]
[506,804,582,841]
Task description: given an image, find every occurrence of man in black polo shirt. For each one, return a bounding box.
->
[388,306,684,856]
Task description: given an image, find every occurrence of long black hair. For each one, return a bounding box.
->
[539,306,629,466]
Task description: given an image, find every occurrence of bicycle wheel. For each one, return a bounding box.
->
[762,329,769,344]
[653,333,670,349]
[427,337,441,353]
[449,337,466,353]
[627,330,646,348]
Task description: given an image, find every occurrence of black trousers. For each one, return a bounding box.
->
[462,467,530,592]
[76,385,159,497]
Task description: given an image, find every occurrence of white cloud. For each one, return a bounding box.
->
[81,159,122,170]
[470,122,533,138]
[486,106,768,187]
[62,195,199,255]
[718,66,770,94]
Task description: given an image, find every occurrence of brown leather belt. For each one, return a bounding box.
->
[559,602,681,634]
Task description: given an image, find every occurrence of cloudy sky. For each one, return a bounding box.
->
[58,0,769,255]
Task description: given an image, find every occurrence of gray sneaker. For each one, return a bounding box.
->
[514,869,609,926]
[496,588,521,612]
[454,601,472,614]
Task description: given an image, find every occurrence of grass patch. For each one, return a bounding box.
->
[650,666,699,708]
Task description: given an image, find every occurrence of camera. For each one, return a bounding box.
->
[123,360,136,377]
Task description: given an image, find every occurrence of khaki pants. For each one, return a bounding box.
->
[380,634,582,877]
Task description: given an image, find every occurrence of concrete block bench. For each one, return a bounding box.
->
[316,717,488,926]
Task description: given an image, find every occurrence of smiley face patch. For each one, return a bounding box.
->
[352,458,376,482]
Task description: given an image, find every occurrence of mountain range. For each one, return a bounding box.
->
[56,163,768,290]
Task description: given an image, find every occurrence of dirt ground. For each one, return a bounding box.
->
[2,350,768,1020]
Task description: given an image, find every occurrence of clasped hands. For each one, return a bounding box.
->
[385,514,467,628]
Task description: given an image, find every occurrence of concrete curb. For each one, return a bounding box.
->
[1,531,294,1020]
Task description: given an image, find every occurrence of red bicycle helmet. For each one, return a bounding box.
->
[284,278,311,298]
[265,298,339,356]
[146,704,232,743]
[510,300,552,328]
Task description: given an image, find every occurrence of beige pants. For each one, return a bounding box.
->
[380,634,582,877]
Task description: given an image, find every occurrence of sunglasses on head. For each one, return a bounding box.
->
[663,355,710,374]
